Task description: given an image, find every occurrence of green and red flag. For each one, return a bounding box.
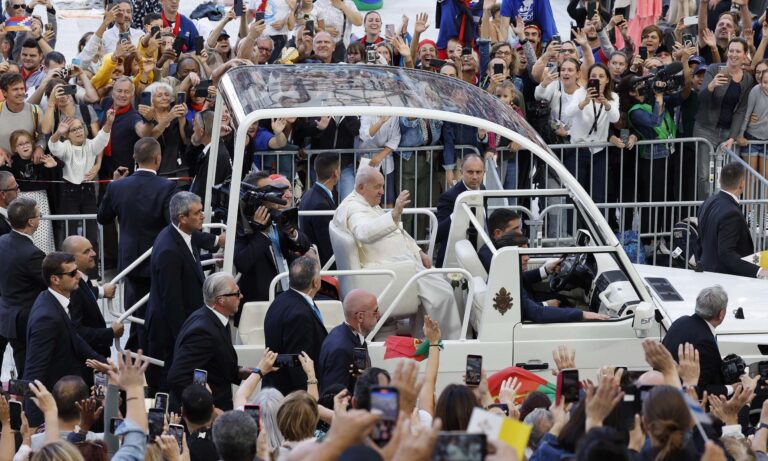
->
[488,367,556,404]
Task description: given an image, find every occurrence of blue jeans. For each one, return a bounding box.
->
[563,148,607,205]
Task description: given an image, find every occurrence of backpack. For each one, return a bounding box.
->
[671,217,699,269]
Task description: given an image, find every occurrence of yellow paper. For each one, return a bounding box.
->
[760,251,768,270]
[498,417,532,460]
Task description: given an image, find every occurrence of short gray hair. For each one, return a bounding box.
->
[288,255,319,291]
[0,170,13,189]
[195,109,215,138]
[212,410,258,461]
[250,388,285,452]
[203,272,235,305]
[145,81,173,98]
[524,408,554,449]
[694,285,728,320]
[169,191,201,225]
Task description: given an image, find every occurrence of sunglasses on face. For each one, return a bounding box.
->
[55,269,78,278]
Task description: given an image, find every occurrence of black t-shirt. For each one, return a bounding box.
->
[187,427,219,461]
[717,80,741,129]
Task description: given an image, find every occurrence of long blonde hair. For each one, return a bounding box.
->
[31,441,85,461]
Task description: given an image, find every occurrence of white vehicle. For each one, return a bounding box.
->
[207,64,768,387]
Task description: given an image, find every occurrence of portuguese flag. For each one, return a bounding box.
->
[488,367,556,404]
[383,336,435,362]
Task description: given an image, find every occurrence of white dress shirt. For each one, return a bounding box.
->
[173,224,194,257]
[101,26,145,54]
[48,288,71,318]
[206,304,229,327]
[135,168,157,175]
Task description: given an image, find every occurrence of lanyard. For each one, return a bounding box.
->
[589,101,603,136]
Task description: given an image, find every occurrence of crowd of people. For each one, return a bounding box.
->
[0,0,766,458]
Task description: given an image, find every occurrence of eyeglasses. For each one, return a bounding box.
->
[355,306,380,316]
[55,269,78,278]
[11,4,25,9]
[0,185,19,192]
[258,46,273,53]
[218,291,241,298]
[69,125,85,133]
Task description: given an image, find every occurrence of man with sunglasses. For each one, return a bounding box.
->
[23,251,107,427]
[0,197,46,379]
[167,272,254,411]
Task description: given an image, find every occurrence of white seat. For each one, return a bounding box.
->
[469,276,487,335]
[238,301,270,346]
[316,300,345,329]
[455,239,488,281]
[329,221,420,318]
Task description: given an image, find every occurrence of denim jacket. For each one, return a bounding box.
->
[398,117,443,160]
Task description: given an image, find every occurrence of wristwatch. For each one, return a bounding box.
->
[757,422,768,432]
[251,367,263,378]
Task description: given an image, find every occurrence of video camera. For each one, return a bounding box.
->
[633,61,684,98]
[722,353,746,384]
[211,181,299,235]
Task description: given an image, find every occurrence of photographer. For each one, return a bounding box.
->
[233,171,310,319]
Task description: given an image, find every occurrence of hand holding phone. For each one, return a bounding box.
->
[465,355,482,387]
[370,386,399,446]
[168,423,184,452]
[556,369,580,404]
[193,369,208,385]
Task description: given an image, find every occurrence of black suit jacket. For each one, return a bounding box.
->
[97,171,177,277]
[189,142,232,207]
[234,226,311,303]
[435,181,486,267]
[0,213,10,236]
[0,232,46,339]
[299,183,335,267]
[318,323,367,395]
[69,278,113,358]
[262,289,327,396]
[145,225,205,366]
[167,306,240,410]
[662,313,726,396]
[24,290,105,425]
[696,191,758,277]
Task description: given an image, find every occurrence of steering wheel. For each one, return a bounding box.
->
[549,253,586,292]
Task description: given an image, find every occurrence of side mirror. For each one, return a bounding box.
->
[632,301,655,338]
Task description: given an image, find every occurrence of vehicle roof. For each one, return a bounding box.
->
[218,63,548,151]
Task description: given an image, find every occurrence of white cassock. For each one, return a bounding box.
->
[334,191,462,338]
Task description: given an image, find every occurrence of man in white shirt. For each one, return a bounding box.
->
[333,167,462,338]
[101,0,144,54]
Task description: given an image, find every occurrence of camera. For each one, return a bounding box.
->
[633,62,684,98]
[722,353,746,384]
[211,181,298,235]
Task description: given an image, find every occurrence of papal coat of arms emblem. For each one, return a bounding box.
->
[493,287,513,315]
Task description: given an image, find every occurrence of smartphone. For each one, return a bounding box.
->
[612,391,638,433]
[234,0,243,16]
[461,47,472,56]
[682,33,693,47]
[353,347,368,371]
[150,25,160,37]
[176,92,186,105]
[613,6,629,17]
[71,57,81,67]
[254,10,265,22]
[683,15,698,26]
[194,80,211,98]
[487,403,510,416]
[243,404,260,424]
[556,369,580,405]
[546,61,558,74]
[433,432,487,461]
[493,63,504,75]
[275,353,301,368]
[370,386,399,447]
[45,22,54,32]
[367,49,377,63]
[620,129,630,145]
[94,372,107,400]
[172,36,185,55]
[8,401,21,431]
[119,31,131,43]
[639,46,647,60]
[305,19,314,36]
[8,379,31,398]
[720,66,730,78]
[465,355,482,387]
[429,58,447,68]
[551,33,561,44]
[385,23,395,37]
[109,417,124,434]
[587,0,597,17]
[140,91,152,106]
[193,369,208,386]
[588,79,600,95]
[168,423,184,452]
[194,36,204,55]
[147,408,165,440]
[154,392,169,413]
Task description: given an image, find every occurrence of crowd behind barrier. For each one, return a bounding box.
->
[2,0,768,459]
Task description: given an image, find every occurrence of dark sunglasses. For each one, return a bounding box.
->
[219,291,241,298]
[55,269,78,278]
[11,4,25,8]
